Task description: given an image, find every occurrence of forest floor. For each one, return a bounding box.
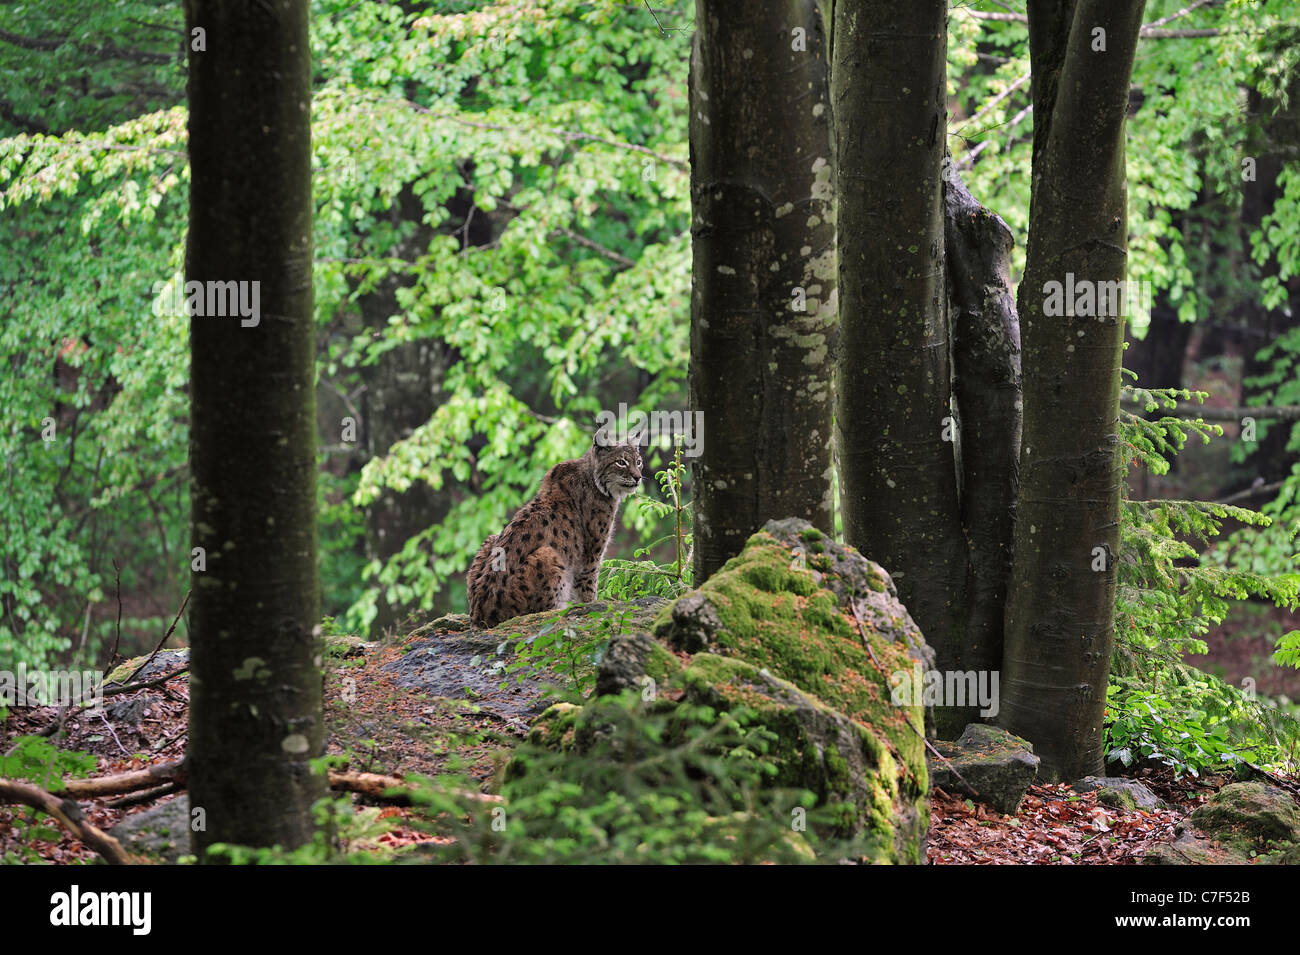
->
[927,776,1213,864]
[0,636,1257,865]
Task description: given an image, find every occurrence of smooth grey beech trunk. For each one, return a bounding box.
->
[689,0,837,582]
[1000,0,1147,780]
[832,0,973,735]
[185,0,325,858]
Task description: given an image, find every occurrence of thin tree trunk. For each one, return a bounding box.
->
[358,186,458,630]
[1239,80,1300,487]
[944,170,1022,725]
[1000,0,1147,781]
[186,0,325,857]
[690,0,837,582]
[832,0,968,734]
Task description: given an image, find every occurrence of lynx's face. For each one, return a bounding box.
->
[594,442,643,500]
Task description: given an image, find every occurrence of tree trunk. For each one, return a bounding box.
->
[832,0,969,734]
[357,185,460,632]
[689,0,837,582]
[1239,81,1300,487]
[944,170,1022,728]
[186,0,325,857]
[1123,303,1190,391]
[1000,0,1147,781]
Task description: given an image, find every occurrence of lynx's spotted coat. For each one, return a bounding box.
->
[466,430,643,628]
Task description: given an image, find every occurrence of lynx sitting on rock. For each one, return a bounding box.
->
[466,428,643,628]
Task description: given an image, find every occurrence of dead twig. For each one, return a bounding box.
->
[106,783,178,810]
[111,590,190,689]
[151,725,189,754]
[102,665,188,698]
[108,559,124,665]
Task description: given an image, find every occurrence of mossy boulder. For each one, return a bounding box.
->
[1145,782,1300,865]
[681,652,926,860]
[654,519,933,733]
[324,632,373,660]
[1188,782,1300,853]
[514,518,934,863]
[697,812,817,862]
[103,648,190,686]
[1143,827,1246,865]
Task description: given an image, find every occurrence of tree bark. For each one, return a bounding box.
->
[357,185,460,631]
[944,170,1022,726]
[1239,80,1300,487]
[1000,0,1147,781]
[186,0,325,857]
[832,0,968,734]
[690,0,837,582]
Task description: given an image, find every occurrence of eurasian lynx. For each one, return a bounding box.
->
[466,429,643,628]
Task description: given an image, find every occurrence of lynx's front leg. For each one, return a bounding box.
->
[574,562,600,603]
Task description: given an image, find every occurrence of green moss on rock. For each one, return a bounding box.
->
[514,518,934,863]
[675,653,926,860]
[526,702,583,751]
[1189,781,1300,852]
[1098,787,1138,811]
[654,522,930,780]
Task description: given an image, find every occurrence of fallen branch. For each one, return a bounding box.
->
[0,778,140,864]
[55,758,500,808]
[151,726,189,754]
[106,782,178,810]
[19,664,188,745]
[327,770,503,806]
[61,760,185,798]
[102,665,188,698]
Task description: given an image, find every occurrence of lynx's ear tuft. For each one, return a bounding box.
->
[626,426,645,447]
[594,425,612,447]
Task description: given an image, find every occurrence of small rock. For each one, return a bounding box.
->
[426,613,471,632]
[595,632,682,697]
[105,696,150,727]
[929,723,1039,815]
[109,796,191,864]
[1074,776,1168,811]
